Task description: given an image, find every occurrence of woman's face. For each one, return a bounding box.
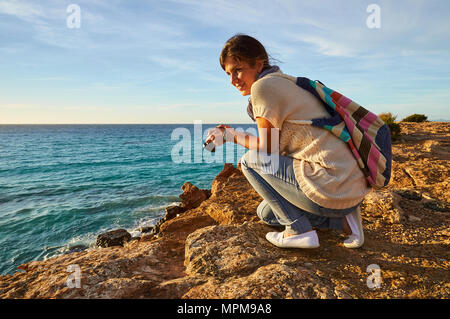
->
[224,56,263,96]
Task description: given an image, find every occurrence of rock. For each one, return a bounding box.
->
[408,215,422,222]
[96,229,131,248]
[334,284,352,299]
[363,191,404,224]
[65,245,88,254]
[139,233,156,242]
[201,202,241,225]
[139,226,153,233]
[203,165,261,225]
[179,182,210,210]
[158,210,217,242]
[211,163,240,194]
[164,204,186,220]
[395,188,422,201]
[148,220,164,236]
[183,222,335,299]
[184,263,334,299]
[184,223,276,278]
[423,200,450,212]
[142,204,188,238]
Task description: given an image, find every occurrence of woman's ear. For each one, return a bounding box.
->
[256,59,264,73]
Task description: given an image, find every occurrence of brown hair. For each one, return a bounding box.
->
[220,34,271,71]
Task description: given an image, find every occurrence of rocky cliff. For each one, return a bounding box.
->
[0,122,449,299]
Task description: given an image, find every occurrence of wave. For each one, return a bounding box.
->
[2,155,174,176]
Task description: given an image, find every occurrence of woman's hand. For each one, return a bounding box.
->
[217,124,235,143]
[206,120,279,154]
[206,124,235,146]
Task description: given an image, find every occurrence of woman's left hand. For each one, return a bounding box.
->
[206,124,234,146]
[216,124,232,132]
[216,124,235,142]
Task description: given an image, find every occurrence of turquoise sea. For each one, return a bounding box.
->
[0,124,256,275]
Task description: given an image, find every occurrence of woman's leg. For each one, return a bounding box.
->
[257,199,343,231]
[240,150,359,235]
[256,200,283,227]
[242,158,313,235]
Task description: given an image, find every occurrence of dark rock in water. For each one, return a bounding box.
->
[150,218,165,236]
[65,245,88,254]
[139,183,211,241]
[140,226,153,233]
[96,229,131,248]
[165,204,186,220]
[140,205,185,235]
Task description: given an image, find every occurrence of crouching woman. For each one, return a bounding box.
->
[207,34,371,249]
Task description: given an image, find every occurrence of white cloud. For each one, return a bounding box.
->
[147,55,224,83]
[291,35,356,57]
[0,0,45,20]
[148,56,194,71]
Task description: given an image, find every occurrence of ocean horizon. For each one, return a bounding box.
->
[0,124,257,275]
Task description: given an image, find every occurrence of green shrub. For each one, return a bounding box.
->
[379,112,402,142]
[401,114,428,122]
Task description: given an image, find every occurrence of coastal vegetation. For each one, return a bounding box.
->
[379,112,402,142]
[402,114,428,123]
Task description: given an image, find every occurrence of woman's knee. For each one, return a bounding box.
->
[239,150,259,170]
[239,150,257,168]
[257,200,281,226]
[256,200,270,220]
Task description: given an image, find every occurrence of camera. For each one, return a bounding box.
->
[203,140,216,152]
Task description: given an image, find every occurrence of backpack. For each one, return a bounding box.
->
[286,77,392,189]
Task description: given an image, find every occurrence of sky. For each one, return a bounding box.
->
[0,0,449,124]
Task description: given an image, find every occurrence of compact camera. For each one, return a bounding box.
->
[203,140,216,152]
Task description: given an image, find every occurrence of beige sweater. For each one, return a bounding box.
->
[250,71,371,209]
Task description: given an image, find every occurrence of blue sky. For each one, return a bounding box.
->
[0,0,449,124]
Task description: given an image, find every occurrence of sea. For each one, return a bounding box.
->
[0,124,257,275]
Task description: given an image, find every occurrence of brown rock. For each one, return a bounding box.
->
[96,229,131,248]
[165,204,186,220]
[363,191,404,224]
[184,223,276,278]
[183,222,335,299]
[211,163,240,194]
[184,263,334,299]
[179,182,210,210]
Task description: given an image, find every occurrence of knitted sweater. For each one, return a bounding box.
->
[250,71,371,209]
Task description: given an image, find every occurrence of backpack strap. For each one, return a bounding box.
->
[296,77,334,116]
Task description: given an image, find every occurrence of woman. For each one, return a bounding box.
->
[206,34,371,249]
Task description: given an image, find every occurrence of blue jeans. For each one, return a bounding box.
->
[240,150,360,235]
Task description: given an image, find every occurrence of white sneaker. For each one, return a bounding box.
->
[344,207,364,248]
[266,230,320,249]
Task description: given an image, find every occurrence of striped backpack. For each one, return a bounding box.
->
[288,77,392,189]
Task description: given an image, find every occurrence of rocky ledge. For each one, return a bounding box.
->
[0,122,449,299]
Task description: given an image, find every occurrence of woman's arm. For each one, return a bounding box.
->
[215,117,279,154]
